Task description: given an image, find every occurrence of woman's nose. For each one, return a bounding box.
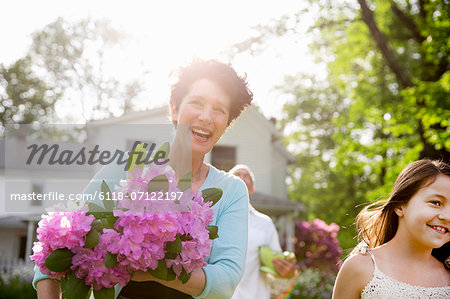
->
[198,106,213,123]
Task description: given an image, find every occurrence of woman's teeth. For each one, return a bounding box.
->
[430,225,448,233]
[192,128,210,138]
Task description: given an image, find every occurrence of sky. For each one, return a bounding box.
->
[1,0,325,121]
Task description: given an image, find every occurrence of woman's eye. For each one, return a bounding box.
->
[430,200,441,206]
[215,108,226,114]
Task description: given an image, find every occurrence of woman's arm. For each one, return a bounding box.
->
[134,179,249,298]
[132,268,206,296]
[332,254,373,299]
[36,279,61,299]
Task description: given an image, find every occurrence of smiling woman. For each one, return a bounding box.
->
[120,60,253,298]
[33,59,254,299]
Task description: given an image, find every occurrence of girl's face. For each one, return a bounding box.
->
[171,78,230,157]
[396,174,450,249]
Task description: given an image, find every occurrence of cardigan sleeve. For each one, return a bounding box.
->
[193,180,249,299]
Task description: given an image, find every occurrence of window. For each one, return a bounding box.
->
[126,139,155,152]
[31,183,43,206]
[211,146,236,172]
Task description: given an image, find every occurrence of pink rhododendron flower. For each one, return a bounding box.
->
[31,206,95,278]
[31,163,216,289]
[71,234,130,290]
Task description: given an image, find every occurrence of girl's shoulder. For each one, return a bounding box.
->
[333,250,375,298]
[342,250,375,277]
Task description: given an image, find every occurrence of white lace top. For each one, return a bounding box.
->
[361,250,450,299]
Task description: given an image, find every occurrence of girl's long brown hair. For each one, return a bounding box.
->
[355,159,450,248]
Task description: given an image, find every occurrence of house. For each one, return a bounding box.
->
[0,105,303,261]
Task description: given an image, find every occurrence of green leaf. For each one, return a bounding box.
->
[147,259,168,280]
[164,252,178,260]
[61,272,91,299]
[92,219,103,232]
[126,142,147,174]
[44,248,74,272]
[100,217,114,229]
[88,202,104,212]
[101,180,114,211]
[180,234,193,241]
[93,287,115,299]
[165,235,182,254]
[201,188,223,206]
[147,175,169,193]
[177,171,192,191]
[165,267,176,281]
[106,216,118,228]
[178,268,191,284]
[105,251,118,268]
[156,142,170,157]
[206,225,219,240]
[87,203,109,219]
[84,228,99,248]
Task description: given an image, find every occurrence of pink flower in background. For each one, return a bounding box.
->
[294,218,342,272]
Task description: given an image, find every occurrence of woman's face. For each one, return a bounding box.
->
[172,78,231,157]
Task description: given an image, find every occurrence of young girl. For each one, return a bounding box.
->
[333,159,450,298]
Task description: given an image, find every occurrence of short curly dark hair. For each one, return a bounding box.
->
[169,59,253,125]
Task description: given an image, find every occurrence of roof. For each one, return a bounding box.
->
[250,192,304,216]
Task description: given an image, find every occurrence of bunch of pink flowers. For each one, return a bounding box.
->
[31,162,219,295]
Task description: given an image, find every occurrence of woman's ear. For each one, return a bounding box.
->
[394,206,404,217]
[169,101,178,123]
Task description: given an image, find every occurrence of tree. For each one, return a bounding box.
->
[1,17,145,134]
[0,56,57,134]
[29,17,144,121]
[232,0,449,249]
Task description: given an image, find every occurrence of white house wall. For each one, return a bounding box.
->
[218,110,274,195]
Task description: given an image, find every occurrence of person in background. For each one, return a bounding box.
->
[229,164,296,299]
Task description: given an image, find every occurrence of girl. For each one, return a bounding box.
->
[333,159,450,298]
[34,59,253,298]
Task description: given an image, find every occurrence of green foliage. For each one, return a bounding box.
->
[287,269,335,299]
[0,57,56,134]
[201,188,223,207]
[61,272,91,299]
[44,248,74,272]
[236,0,449,251]
[0,265,36,299]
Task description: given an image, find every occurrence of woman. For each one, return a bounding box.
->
[34,59,253,298]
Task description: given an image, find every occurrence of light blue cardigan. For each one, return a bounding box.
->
[33,163,249,299]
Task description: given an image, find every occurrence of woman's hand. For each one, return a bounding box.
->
[131,270,155,282]
[130,268,206,296]
[36,279,62,299]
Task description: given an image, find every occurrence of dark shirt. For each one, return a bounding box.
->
[119,281,194,299]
